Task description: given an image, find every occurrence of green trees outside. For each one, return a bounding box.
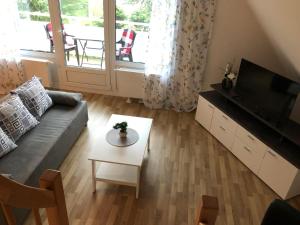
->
[17,0,49,21]
[128,0,151,23]
[17,0,48,12]
[130,8,150,23]
[116,7,127,21]
[18,0,152,30]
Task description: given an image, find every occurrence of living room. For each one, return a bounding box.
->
[0,0,300,225]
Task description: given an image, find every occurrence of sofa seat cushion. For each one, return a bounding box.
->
[0,102,88,185]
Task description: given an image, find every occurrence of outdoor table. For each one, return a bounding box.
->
[73,36,105,68]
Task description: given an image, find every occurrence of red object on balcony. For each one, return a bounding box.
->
[44,23,79,65]
[116,29,136,62]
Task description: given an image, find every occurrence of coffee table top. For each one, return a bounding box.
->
[88,114,153,167]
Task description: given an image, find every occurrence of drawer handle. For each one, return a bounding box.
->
[247,135,255,141]
[243,146,251,153]
[222,115,228,120]
[208,104,214,109]
[219,126,226,131]
[267,150,277,158]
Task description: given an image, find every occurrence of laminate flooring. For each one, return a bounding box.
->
[25,94,300,225]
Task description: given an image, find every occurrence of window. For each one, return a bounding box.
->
[115,0,151,65]
[17,0,151,70]
[17,0,51,52]
[59,0,106,69]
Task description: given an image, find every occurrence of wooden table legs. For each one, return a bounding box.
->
[136,167,141,199]
[92,160,96,193]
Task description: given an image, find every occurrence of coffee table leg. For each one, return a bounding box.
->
[136,166,141,199]
[147,135,150,152]
[92,161,96,193]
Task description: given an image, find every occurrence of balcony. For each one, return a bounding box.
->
[18,11,150,69]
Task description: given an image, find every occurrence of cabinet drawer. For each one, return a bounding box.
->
[195,96,215,131]
[236,126,267,153]
[231,138,265,173]
[258,148,298,199]
[210,116,235,150]
[214,109,237,133]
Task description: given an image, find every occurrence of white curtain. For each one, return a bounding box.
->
[0,0,25,94]
[144,0,216,112]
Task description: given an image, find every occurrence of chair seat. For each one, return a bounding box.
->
[116,47,132,56]
[64,44,76,51]
[116,51,130,56]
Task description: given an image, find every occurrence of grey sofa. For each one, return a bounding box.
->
[0,91,88,225]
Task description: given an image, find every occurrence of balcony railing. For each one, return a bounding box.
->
[19,11,150,31]
[18,11,149,65]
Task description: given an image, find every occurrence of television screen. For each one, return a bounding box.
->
[235,59,300,126]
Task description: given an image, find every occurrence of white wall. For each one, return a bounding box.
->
[246,0,300,81]
[202,0,286,90]
[23,56,144,98]
[24,0,299,98]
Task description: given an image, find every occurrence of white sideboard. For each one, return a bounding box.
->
[195,93,300,199]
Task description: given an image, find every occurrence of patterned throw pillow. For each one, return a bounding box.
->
[12,76,53,119]
[0,95,39,142]
[0,127,17,158]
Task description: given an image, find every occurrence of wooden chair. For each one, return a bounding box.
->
[195,195,219,225]
[0,170,69,225]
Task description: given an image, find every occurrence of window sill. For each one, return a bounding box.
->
[20,50,55,61]
[115,67,145,75]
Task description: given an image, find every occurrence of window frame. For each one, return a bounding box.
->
[18,0,146,72]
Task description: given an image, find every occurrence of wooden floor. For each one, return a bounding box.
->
[25,94,300,225]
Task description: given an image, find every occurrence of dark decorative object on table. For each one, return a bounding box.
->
[222,77,233,90]
[113,121,128,138]
[221,63,236,90]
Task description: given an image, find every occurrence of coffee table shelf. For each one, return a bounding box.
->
[95,162,138,186]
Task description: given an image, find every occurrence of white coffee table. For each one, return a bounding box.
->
[88,114,153,198]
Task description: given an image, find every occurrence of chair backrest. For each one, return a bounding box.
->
[44,23,54,50]
[0,170,69,225]
[195,195,219,225]
[120,29,136,49]
[44,23,67,46]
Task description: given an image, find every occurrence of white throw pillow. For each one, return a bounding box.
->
[12,76,53,119]
[0,95,39,142]
[0,127,17,158]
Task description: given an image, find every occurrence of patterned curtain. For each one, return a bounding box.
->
[144,0,216,112]
[0,0,25,95]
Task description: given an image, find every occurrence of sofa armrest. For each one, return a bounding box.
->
[261,199,300,225]
[46,90,82,106]
[1,174,13,179]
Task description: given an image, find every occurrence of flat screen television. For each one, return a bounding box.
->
[234,59,300,127]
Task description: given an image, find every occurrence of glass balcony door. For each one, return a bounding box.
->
[49,0,111,90]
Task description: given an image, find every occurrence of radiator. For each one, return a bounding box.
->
[22,58,53,87]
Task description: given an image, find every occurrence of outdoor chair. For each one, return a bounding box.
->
[116,29,136,62]
[44,23,79,65]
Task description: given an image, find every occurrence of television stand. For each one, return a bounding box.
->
[195,89,300,199]
[211,83,300,146]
